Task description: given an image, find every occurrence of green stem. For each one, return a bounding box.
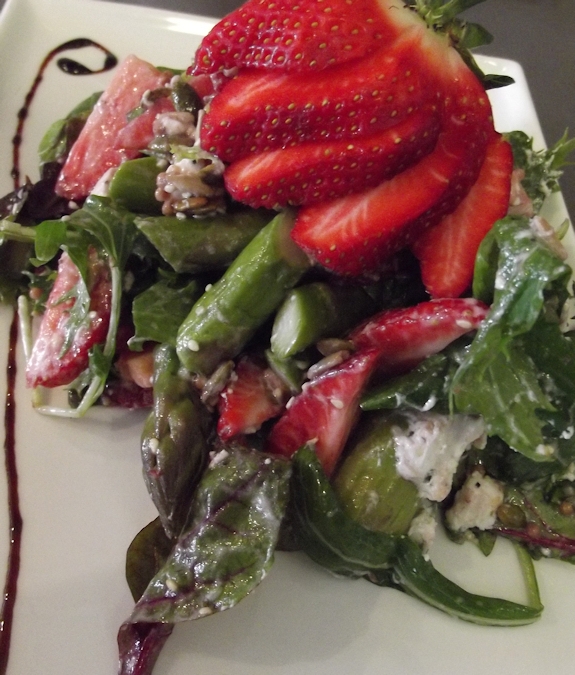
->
[513,541,543,611]
[0,219,36,244]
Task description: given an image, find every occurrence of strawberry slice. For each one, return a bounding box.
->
[199,28,433,163]
[349,298,489,377]
[290,31,494,276]
[192,0,408,76]
[55,55,173,201]
[266,349,378,475]
[26,250,112,389]
[411,134,513,298]
[291,123,488,275]
[223,105,441,208]
[217,356,289,440]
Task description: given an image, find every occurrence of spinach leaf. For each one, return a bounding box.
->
[129,277,201,350]
[129,444,290,623]
[126,518,174,603]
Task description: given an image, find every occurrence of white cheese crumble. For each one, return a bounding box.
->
[445,470,505,532]
[408,503,437,554]
[393,411,486,502]
[209,448,229,467]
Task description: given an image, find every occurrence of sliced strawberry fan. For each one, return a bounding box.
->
[196,0,512,291]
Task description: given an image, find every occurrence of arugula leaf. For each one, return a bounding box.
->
[32,197,139,417]
[452,216,572,461]
[506,130,575,213]
[394,537,542,626]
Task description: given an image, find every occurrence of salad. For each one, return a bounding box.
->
[1,0,575,674]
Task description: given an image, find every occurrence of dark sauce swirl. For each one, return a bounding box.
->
[11,38,118,190]
[2,39,117,674]
[0,311,21,675]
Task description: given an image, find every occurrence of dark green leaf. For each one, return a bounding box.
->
[291,446,399,576]
[454,216,572,459]
[361,352,452,413]
[135,209,271,274]
[75,195,138,269]
[126,518,174,603]
[130,278,201,350]
[394,537,542,625]
[38,91,101,166]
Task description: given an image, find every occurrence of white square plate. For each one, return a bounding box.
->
[0,0,573,673]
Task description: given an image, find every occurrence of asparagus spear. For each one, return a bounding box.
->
[176,210,310,376]
[136,208,272,273]
[141,344,210,539]
[270,281,376,358]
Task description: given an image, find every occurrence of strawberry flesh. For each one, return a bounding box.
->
[290,34,494,276]
[412,134,514,298]
[224,105,441,208]
[26,250,112,389]
[266,349,378,475]
[349,298,489,377]
[55,55,173,201]
[217,356,289,440]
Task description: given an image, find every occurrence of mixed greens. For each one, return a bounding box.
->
[1,28,575,675]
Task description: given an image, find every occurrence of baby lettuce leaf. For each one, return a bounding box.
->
[129,443,290,623]
[452,216,571,461]
[126,518,174,604]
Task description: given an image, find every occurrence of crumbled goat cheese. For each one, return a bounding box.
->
[153,111,197,142]
[393,411,486,502]
[445,470,505,532]
[408,503,437,553]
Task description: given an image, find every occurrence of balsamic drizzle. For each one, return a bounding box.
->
[0,311,21,675]
[11,38,118,190]
[1,39,117,674]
